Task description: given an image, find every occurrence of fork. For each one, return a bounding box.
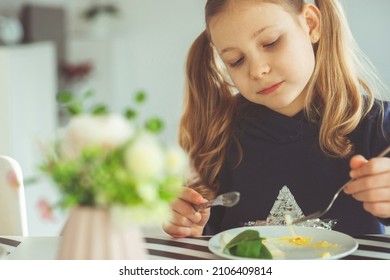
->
[193,191,240,212]
[292,144,390,225]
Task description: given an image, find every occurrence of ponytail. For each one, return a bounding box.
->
[179,30,236,199]
[305,0,378,157]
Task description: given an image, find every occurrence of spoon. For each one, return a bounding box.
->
[193,191,240,212]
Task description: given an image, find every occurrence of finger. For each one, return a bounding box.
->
[170,197,203,224]
[345,172,390,194]
[162,222,191,238]
[362,201,390,219]
[169,210,194,227]
[350,157,390,179]
[197,207,211,226]
[350,155,367,170]
[162,207,210,238]
[180,187,207,205]
[350,187,390,202]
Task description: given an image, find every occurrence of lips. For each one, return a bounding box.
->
[257,81,283,95]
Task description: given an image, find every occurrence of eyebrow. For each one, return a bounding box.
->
[220,25,275,54]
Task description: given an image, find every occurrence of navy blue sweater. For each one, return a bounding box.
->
[205,95,390,235]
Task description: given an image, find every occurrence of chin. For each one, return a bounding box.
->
[265,95,304,115]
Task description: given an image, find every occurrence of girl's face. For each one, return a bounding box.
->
[209,1,317,116]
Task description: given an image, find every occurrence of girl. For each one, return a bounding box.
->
[163,0,390,237]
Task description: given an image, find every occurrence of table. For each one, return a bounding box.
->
[1,234,389,260]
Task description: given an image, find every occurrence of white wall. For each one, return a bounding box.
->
[341,0,390,95]
[0,42,65,236]
[67,0,207,144]
[112,0,206,143]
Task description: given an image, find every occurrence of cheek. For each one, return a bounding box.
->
[225,69,247,93]
[283,41,315,83]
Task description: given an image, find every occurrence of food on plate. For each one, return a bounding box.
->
[219,221,339,259]
[222,229,273,259]
[280,235,312,245]
[316,241,331,247]
[211,224,356,260]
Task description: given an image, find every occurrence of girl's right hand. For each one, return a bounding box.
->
[162,187,210,238]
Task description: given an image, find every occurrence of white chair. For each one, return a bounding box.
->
[0,156,28,236]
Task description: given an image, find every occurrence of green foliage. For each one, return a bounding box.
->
[57,90,164,134]
[124,108,138,120]
[224,230,273,259]
[41,135,184,211]
[41,90,187,224]
[145,117,164,133]
[135,90,147,104]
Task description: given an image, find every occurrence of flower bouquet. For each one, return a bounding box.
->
[42,90,186,224]
[41,91,187,259]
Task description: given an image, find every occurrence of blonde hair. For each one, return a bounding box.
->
[305,0,384,156]
[180,30,236,199]
[180,0,385,198]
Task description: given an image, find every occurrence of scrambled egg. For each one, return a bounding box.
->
[287,236,311,245]
[279,236,334,248]
[316,241,331,248]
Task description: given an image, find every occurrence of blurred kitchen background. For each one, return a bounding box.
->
[0,0,389,236]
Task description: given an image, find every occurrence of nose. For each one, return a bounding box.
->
[249,60,270,80]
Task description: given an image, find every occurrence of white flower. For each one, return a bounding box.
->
[136,182,158,202]
[111,202,172,226]
[95,192,110,207]
[165,147,188,175]
[124,132,165,179]
[60,114,134,159]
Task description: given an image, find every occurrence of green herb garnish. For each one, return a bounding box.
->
[224,230,273,259]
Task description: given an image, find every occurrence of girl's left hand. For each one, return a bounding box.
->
[344,154,390,218]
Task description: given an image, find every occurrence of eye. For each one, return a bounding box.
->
[264,38,279,48]
[229,57,244,68]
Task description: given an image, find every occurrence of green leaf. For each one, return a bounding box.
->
[135,91,146,104]
[82,90,95,99]
[234,239,263,258]
[57,91,74,104]
[91,104,109,115]
[145,117,164,133]
[259,243,273,259]
[67,103,83,115]
[224,230,273,259]
[224,229,260,250]
[124,108,137,120]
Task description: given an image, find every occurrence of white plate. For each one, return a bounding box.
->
[0,245,7,259]
[208,226,358,260]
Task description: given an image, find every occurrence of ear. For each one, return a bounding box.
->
[302,4,321,43]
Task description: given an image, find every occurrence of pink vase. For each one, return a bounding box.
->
[58,206,147,260]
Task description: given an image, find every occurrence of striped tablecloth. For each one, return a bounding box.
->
[144,234,390,260]
[1,234,389,260]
